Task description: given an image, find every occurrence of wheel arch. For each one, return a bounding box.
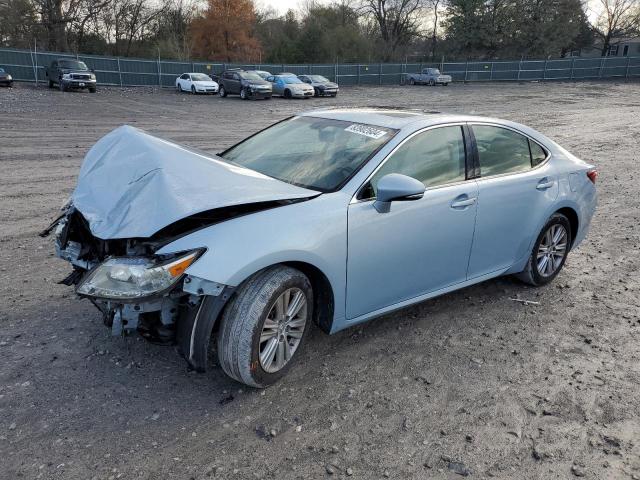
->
[225,259,336,334]
[555,206,579,249]
[281,261,335,334]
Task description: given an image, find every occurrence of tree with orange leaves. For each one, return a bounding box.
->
[190,0,262,62]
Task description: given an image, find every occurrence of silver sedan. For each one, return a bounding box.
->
[47,109,597,388]
[267,74,314,98]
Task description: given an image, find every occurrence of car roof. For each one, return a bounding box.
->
[300,108,509,130]
[298,108,553,147]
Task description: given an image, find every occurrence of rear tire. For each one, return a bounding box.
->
[48,80,54,88]
[219,86,227,97]
[217,266,313,388]
[516,213,572,286]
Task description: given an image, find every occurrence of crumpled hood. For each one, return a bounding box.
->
[72,125,318,240]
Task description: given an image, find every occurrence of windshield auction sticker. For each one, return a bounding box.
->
[345,124,388,139]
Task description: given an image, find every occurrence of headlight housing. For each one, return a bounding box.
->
[62,73,72,80]
[90,73,96,80]
[6,75,12,80]
[76,250,201,300]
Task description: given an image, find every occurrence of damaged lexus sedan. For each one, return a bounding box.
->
[43,109,597,387]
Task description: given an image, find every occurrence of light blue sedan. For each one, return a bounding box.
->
[47,109,597,387]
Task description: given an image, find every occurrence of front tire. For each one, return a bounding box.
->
[217,266,313,388]
[240,88,247,100]
[428,79,435,86]
[516,213,572,286]
[284,89,292,99]
[191,85,196,94]
[409,78,415,85]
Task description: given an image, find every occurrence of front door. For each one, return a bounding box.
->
[466,124,559,278]
[346,125,478,319]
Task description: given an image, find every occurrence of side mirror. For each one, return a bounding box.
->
[373,173,425,213]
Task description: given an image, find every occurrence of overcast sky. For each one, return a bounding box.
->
[257,0,602,19]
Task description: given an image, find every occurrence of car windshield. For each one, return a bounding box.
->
[429,69,441,75]
[0,68,4,73]
[191,73,211,81]
[239,72,263,81]
[221,116,397,192]
[253,71,270,78]
[308,75,330,82]
[282,76,303,84]
[59,60,88,70]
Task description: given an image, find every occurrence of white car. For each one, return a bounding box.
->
[175,73,219,94]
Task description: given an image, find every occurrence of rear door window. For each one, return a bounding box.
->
[472,125,532,176]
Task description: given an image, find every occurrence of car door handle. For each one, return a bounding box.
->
[536,179,554,190]
[450,196,477,209]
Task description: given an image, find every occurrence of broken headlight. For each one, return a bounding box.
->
[76,250,201,300]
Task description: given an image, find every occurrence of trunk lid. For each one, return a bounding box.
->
[72,126,318,240]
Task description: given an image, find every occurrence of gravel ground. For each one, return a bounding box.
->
[1,81,639,480]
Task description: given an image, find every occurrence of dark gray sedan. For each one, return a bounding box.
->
[298,74,339,97]
[0,67,14,87]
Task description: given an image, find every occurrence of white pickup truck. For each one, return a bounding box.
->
[405,67,452,86]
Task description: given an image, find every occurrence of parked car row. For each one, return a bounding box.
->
[175,68,340,99]
[1,62,342,97]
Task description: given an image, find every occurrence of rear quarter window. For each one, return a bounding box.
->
[529,140,548,167]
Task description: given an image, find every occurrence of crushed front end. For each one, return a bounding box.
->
[43,205,215,345]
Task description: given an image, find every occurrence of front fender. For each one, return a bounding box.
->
[156,192,350,323]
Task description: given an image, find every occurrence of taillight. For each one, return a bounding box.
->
[587,169,598,184]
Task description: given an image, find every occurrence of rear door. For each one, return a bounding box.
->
[466,124,559,278]
[346,125,478,319]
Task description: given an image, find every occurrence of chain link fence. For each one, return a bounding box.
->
[1,47,638,87]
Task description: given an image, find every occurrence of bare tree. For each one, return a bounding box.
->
[591,0,640,55]
[102,0,166,56]
[360,0,428,60]
[429,0,440,60]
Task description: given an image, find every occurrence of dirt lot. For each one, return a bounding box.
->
[1,81,639,480]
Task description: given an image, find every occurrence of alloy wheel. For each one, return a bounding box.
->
[259,288,308,373]
[537,224,568,277]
